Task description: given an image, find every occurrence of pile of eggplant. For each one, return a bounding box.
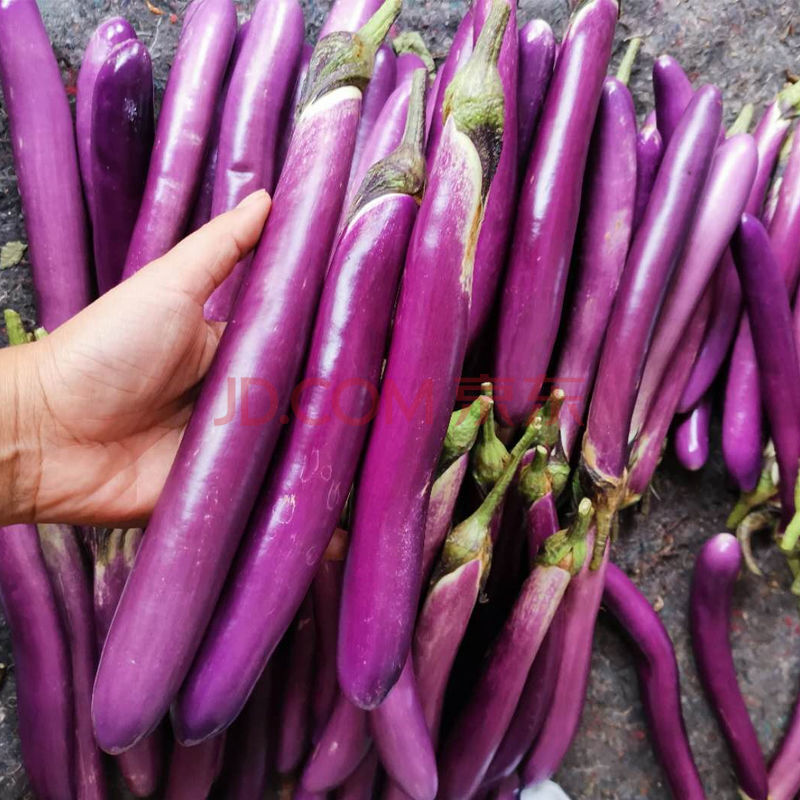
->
[1,0,800,796]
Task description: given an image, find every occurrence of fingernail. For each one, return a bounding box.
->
[237,189,269,209]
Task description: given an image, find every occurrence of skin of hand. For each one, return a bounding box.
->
[0,189,271,527]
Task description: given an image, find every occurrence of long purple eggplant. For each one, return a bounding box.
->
[38,524,107,800]
[732,214,800,526]
[204,0,305,321]
[312,558,344,741]
[652,55,693,147]
[629,133,757,439]
[0,524,74,798]
[164,737,226,800]
[633,116,663,233]
[95,2,401,754]
[90,40,154,294]
[338,6,508,709]
[336,749,379,799]
[76,17,136,214]
[0,0,91,330]
[521,536,610,786]
[553,75,637,458]
[675,397,711,472]
[516,19,555,170]
[370,657,437,800]
[581,85,721,557]
[172,66,422,746]
[320,0,382,37]
[466,0,517,350]
[691,534,767,800]
[604,564,705,799]
[494,0,618,427]
[121,0,237,277]
[275,41,313,180]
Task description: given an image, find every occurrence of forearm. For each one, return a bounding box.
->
[0,342,43,524]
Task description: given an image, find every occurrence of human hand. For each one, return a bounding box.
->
[0,189,271,526]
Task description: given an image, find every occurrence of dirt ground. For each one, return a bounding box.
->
[1,0,800,797]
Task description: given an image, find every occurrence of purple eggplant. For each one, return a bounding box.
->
[164,737,226,800]
[581,85,721,556]
[629,133,758,439]
[122,0,238,277]
[652,55,693,147]
[38,524,107,800]
[336,749,379,799]
[312,558,344,741]
[76,17,136,214]
[604,564,705,799]
[675,397,711,472]
[95,2,401,754]
[553,75,637,458]
[491,774,520,799]
[516,19,556,170]
[203,0,305,321]
[338,6,509,709]
[0,0,92,330]
[633,116,663,233]
[172,67,422,745]
[275,41,313,180]
[276,596,316,774]
[0,524,74,798]
[767,122,800,297]
[90,40,154,294]
[466,0,518,350]
[732,214,800,525]
[691,533,767,800]
[320,0,383,37]
[370,657,437,800]
[494,0,618,427]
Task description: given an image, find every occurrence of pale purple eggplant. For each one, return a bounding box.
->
[338,7,508,708]
[90,40,154,294]
[122,0,237,277]
[171,67,422,745]
[768,128,800,298]
[276,596,316,774]
[370,657,437,800]
[675,397,711,472]
[521,536,610,786]
[301,695,371,792]
[633,117,663,233]
[94,3,400,753]
[680,82,800,412]
[203,0,305,320]
[76,17,136,214]
[553,76,637,458]
[0,524,74,798]
[516,19,556,170]
[629,133,758,440]
[320,0,383,37]
[466,0,518,350]
[312,560,344,740]
[164,737,226,800]
[437,563,572,798]
[0,0,92,329]
[604,564,705,799]
[581,85,721,554]
[426,8,474,160]
[38,524,107,800]
[337,749,379,799]
[494,0,618,427]
[691,534,767,800]
[732,214,800,524]
[393,33,434,82]
[652,55,693,147]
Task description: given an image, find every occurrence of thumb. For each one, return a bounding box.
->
[140,189,272,305]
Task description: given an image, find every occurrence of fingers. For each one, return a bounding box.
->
[141,189,272,305]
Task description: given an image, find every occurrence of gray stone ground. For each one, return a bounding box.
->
[1,0,800,797]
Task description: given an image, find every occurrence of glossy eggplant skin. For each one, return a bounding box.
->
[691,534,768,800]
[173,174,420,743]
[553,76,637,458]
[732,214,800,523]
[90,40,154,295]
[0,524,74,798]
[204,0,305,321]
[94,85,365,754]
[604,564,706,800]
[320,0,383,37]
[675,397,711,471]
[494,0,618,427]
[581,85,722,486]
[122,0,238,277]
[164,737,226,800]
[0,0,92,330]
[652,54,693,147]
[633,118,663,233]
[337,750,379,800]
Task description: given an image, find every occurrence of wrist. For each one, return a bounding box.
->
[0,341,45,524]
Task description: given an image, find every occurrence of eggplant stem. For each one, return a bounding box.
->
[615,37,641,85]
